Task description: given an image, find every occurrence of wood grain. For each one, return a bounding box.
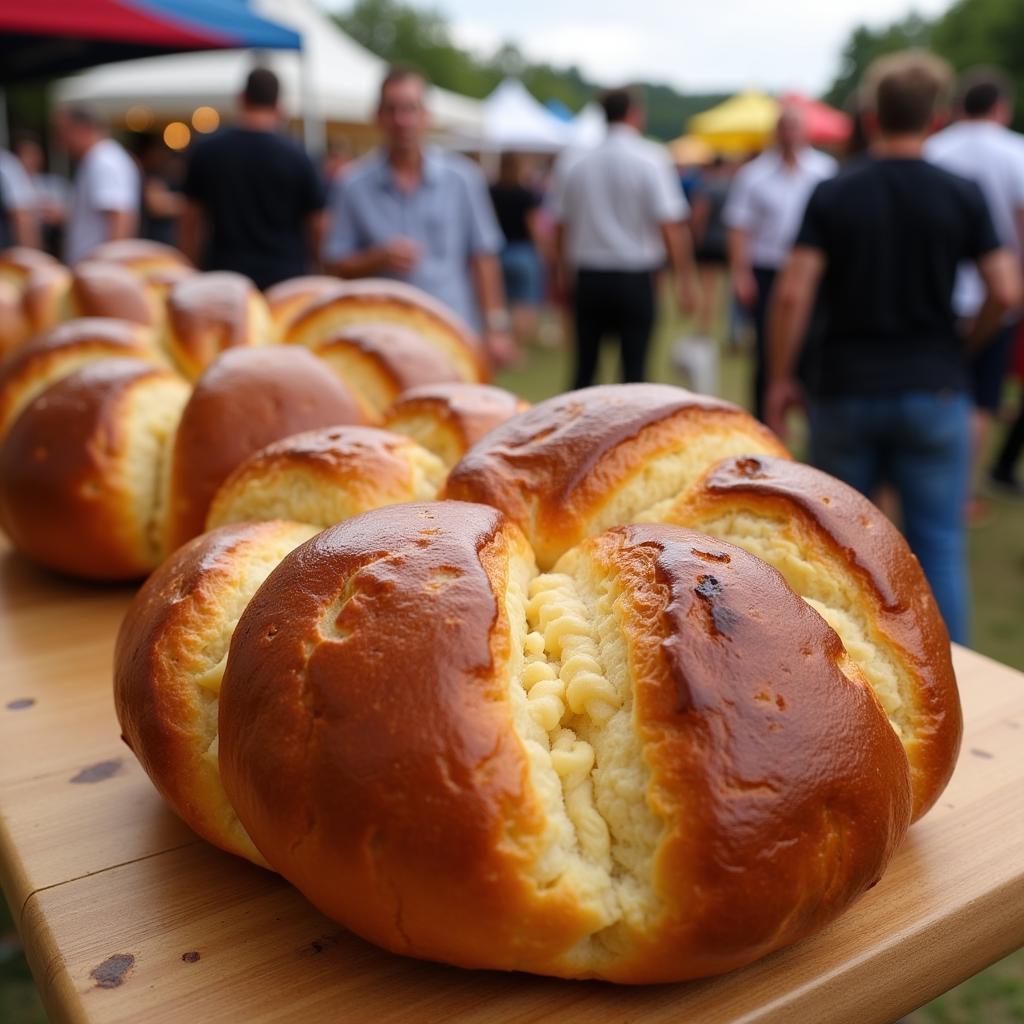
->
[2,541,1023,1024]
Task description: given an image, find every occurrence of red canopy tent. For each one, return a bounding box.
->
[780,92,851,146]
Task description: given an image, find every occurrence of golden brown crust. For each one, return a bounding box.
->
[219,502,599,971]
[0,318,159,439]
[312,324,463,417]
[68,261,157,325]
[164,271,271,379]
[81,239,193,279]
[662,454,962,820]
[264,275,345,335]
[383,382,530,466]
[21,263,72,336]
[206,425,446,530]
[0,358,188,579]
[165,347,367,551]
[0,258,71,356]
[285,278,489,383]
[114,519,317,865]
[216,505,912,982]
[575,523,912,981]
[0,247,59,283]
[444,383,790,568]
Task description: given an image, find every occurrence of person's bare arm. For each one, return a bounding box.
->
[103,208,136,244]
[470,251,516,367]
[306,210,326,272]
[525,208,548,262]
[765,246,826,438]
[179,200,204,266]
[659,220,698,315]
[968,248,1023,353]
[143,179,185,219]
[728,227,757,308]
[9,208,40,249]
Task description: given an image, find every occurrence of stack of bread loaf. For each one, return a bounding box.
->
[115,382,962,984]
[0,244,516,579]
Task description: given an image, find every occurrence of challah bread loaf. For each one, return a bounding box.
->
[659,453,961,820]
[383,382,530,467]
[164,347,367,552]
[264,274,344,336]
[115,519,319,864]
[0,318,161,439]
[0,249,70,354]
[444,383,790,569]
[311,325,463,420]
[164,271,272,380]
[206,426,446,531]
[286,278,489,383]
[82,239,193,279]
[0,359,189,579]
[68,260,159,326]
[181,502,912,983]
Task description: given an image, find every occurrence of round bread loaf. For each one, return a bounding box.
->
[0,318,161,439]
[0,358,189,579]
[164,271,272,380]
[0,249,70,354]
[207,425,446,531]
[82,239,193,280]
[286,278,489,383]
[164,347,367,552]
[383,382,530,467]
[150,502,912,983]
[312,325,464,420]
[659,453,961,820]
[264,274,345,336]
[115,519,319,864]
[67,260,159,326]
[444,383,790,569]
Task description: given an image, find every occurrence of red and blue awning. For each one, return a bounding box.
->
[0,0,301,83]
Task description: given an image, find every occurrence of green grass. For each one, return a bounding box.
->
[2,296,1022,1020]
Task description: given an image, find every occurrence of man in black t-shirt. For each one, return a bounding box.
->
[181,68,325,289]
[765,52,1021,645]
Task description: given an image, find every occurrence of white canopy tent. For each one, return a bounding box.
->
[479,79,570,152]
[570,102,605,148]
[53,0,484,149]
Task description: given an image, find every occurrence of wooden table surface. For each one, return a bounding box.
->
[2,544,1023,1024]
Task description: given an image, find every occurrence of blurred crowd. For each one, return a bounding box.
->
[2,53,1023,645]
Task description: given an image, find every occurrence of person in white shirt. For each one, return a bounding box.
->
[0,148,40,249]
[724,108,836,419]
[55,107,139,265]
[925,69,1024,498]
[551,87,697,389]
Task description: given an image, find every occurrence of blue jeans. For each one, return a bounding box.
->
[809,391,972,644]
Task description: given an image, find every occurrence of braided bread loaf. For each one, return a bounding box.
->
[114,384,961,983]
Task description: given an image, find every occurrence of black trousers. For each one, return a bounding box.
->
[751,266,777,422]
[572,268,656,389]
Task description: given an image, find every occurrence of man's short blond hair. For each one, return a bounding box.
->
[860,51,954,133]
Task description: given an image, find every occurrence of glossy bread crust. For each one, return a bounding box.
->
[444,383,790,568]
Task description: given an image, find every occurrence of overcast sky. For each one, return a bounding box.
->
[383,0,949,95]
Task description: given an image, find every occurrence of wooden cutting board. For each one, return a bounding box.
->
[1,545,1022,1024]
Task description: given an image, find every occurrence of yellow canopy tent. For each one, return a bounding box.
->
[688,91,780,155]
[667,134,715,166]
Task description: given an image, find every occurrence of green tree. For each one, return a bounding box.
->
[824,14,933,111]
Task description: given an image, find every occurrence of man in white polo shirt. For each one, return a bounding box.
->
[552,87,697,389]
[724,107,836,419]
[925,68,1024,498]
[55,108,139,265]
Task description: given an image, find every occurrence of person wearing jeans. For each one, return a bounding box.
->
[766,52,1021,644]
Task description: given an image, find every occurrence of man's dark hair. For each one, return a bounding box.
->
[378,65,426,107]
[958,67,1013,117]
[600,88,638,124]
[863,52,953,134]
[244,67,280,109]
